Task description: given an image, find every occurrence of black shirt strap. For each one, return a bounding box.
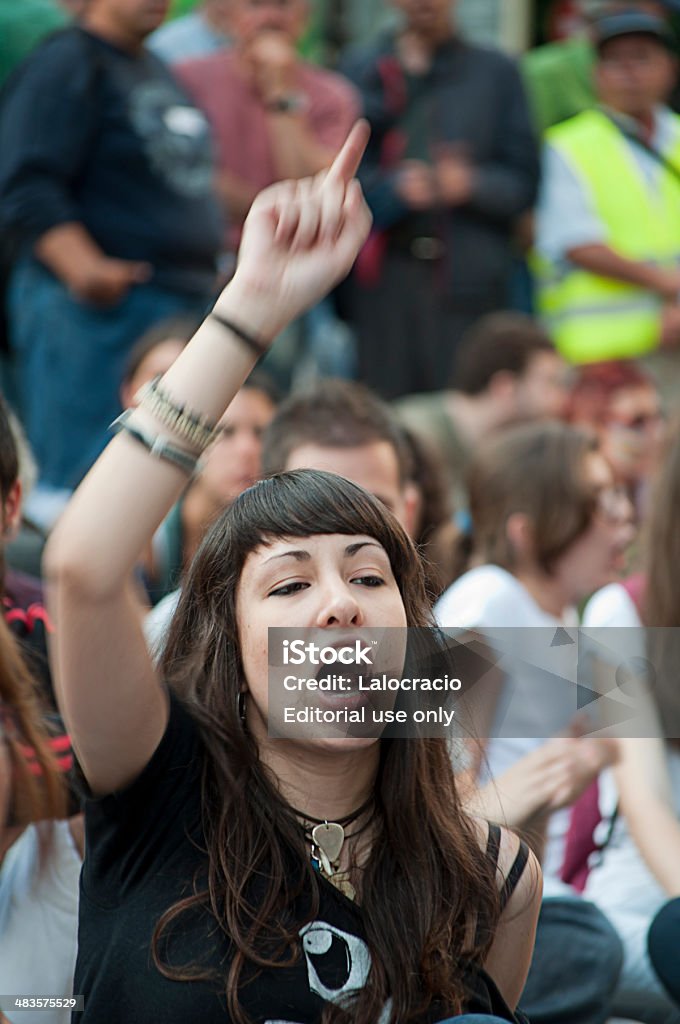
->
[485,822,530,911]
[500,840,530,913]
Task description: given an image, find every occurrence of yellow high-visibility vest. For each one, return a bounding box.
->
[535,108,680,363]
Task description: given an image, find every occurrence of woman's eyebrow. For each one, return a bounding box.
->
[262,541,384,565]
[263,549,311,565]
[344,541,385,558]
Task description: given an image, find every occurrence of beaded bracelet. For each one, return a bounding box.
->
[135,376,217,452]
[110,410,199,476]
[209,312,269,359]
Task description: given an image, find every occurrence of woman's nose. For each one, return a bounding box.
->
[315,582,364,628]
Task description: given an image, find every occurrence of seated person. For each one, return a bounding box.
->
[436,421,632,1024]
[567,361,665,518]
[394,312,570,520]
[584,420,680,1023]
[118,315,202,411]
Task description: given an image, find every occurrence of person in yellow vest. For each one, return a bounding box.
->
[534,9,680,365]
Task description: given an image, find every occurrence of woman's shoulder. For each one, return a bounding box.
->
[81,690,204,819]
[470,818,539,904]
[582,580,643,628]
[435,565,523,628]
[476,821,542,1014]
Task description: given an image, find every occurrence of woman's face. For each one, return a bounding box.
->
[600,384,665,486]
[553,452,635,602]
[235,532,408,750]
[198,388,276,506]
[120,338,187,408]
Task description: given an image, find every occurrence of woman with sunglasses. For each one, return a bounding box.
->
[435,421,634,1023]
[583,421,680,1023]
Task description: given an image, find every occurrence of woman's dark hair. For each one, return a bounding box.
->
[399,427,459,599]
[466,421,600,576]
[157,470,502,1024]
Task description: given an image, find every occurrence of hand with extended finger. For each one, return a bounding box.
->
[219,121,372,341]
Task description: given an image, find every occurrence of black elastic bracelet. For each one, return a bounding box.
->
[209,312,269,359]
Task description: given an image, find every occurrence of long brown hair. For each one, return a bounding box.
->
[467,422,599,575]
[158,470,501,1024]
[642,420,680,627]
[0,613,67,828]
[640,421,680,736]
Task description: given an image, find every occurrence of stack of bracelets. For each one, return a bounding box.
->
[110,313,268,475]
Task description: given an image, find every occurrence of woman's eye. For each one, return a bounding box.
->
[352,575,385,587]
[268,581,309,597]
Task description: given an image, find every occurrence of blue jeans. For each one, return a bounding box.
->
[9,260,208,489]
[648,898,680,1007]
[520,897,623,1024]
[435,1018,514,1023]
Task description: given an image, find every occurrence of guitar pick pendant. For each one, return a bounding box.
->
[312,822,345,865]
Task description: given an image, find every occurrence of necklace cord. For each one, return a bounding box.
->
[289,793,374,829]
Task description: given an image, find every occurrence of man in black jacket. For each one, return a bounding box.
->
[342,0,540,400]
[0,0,221,509]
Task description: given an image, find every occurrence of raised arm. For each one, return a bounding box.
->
[44,123,372,796]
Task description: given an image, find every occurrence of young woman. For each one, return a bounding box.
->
[45,125,540,1024]
[583,421,680,1022]
[434,421,633,1023]
[118,316,199,412]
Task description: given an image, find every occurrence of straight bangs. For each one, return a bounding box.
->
[228,470,414,576]
[162,470,432,689]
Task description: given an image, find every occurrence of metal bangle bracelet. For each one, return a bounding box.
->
[110,410,198,476]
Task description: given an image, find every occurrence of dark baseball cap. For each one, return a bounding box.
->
[595,10,676,50]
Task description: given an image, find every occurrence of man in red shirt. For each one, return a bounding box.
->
[176,0,359,251]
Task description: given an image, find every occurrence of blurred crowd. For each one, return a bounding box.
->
[2,0,680,1022]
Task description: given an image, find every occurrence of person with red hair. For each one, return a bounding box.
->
[567,361,664,511]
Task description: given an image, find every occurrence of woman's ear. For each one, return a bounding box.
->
[504,511,533,562]
[401,481,421,541]
[487,370,519,406]
[1,479,22,542]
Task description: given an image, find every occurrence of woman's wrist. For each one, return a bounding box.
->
[213,274,285,347]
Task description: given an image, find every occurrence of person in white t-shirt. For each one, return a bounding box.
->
[584,420,680,1021]
[436,421,645,1024]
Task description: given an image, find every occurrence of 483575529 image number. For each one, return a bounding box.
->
[0,996,83,1011]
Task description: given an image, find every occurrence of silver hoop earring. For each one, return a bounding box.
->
[237,690,247,725]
